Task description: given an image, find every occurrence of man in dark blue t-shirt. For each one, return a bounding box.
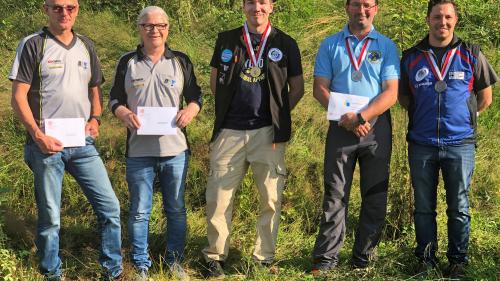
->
[202,0,304,278]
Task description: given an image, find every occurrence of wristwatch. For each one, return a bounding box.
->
[89,115,101,125]
[357,113,366,125]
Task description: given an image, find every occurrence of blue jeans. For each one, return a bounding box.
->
[126,151,189,269]
[409,142,475,265]
[24,137,122,279]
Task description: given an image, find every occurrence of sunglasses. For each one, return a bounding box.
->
[45,4,78,14]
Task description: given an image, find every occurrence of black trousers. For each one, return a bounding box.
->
[312,112,392,266]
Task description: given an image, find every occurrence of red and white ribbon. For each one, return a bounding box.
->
[345,37,371,71]
[424,47,458,81]
[243,21,271,68]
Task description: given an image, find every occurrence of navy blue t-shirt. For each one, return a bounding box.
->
[222,32,272,130]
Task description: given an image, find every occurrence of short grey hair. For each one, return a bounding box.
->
[137,6,169,25]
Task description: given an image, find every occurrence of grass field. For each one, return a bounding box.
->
[0,0,499,280]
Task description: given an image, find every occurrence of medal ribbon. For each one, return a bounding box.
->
[345,37,371,71]
[424,47,457,81]
[243,21,271,68]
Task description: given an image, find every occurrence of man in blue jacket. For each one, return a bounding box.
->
[399,0,497,279]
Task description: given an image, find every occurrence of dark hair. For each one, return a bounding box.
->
[426,0,458,17]
[242,0,276,3]
[345,0,378,5]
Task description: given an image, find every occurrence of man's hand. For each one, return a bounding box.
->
[176,102,200,129]
[115,106,141,130]
[33,130,63,154]
[85,118,100,138]
[353,123,371,137]
[338,112,359,131]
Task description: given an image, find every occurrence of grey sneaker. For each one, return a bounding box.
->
[133,269,148,281]
[170,262,190,281]
[44,276,65,281]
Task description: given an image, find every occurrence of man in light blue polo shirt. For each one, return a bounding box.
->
[310,0,400,273]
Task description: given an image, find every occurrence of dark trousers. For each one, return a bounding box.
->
[312,112,391,266]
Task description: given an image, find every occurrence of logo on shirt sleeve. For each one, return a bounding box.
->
[415,67,429,82]
[268,48,283,62]
[221,49,233,63]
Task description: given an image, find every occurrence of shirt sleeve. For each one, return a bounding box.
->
[399,53,412,98]
[381,40,400,81]
[210,34,221,68]
[177,53,203,108]
[287,38,303,77]
[108,54,130,114]
[473,50,498,92]
[8,37,38,84]
[313,38,334,79]
[80,36,105,87]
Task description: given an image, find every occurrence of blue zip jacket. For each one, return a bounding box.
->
[401,36,479,146]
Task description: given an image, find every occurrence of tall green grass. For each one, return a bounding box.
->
[0,0,499,280]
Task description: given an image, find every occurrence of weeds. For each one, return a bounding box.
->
[0,0,498,280]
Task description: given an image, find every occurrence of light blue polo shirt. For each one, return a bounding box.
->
[314,25,400,101]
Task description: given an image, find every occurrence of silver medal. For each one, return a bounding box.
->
[434,80,447,92]
[351,71,363,82]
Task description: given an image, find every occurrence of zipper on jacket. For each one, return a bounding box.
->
[437,91,441,146]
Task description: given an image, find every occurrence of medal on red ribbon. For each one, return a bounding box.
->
[424,47,457,92]
[243,21,271,78]
[346,37,371,82]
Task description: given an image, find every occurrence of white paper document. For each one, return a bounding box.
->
[44,118,86,147]
[327,92,370,121]
[137,106,178,135]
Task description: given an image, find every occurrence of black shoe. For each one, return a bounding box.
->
[414,260,437,280]
[352,260,369,269]
[207,260,225,279]
[445,263,466,280]
[310,261,336,275]
[255,260,279,274]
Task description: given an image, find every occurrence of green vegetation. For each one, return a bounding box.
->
[0,0,499,280]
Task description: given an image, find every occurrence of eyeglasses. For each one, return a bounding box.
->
[44,4,78,14]
[139,23,169,31]
[348,3,378,11]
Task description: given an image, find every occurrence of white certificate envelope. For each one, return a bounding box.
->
[137,106,178,135]
[44,118,86,147]
[327,92,370,121]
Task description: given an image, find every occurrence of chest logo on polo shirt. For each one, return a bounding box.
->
[268,48,283,62]
[77,60,89,70]
[449,71,465,80]
[132,78,145,88]
[415,67,429,82]
[47,59,64,69]
[367,51,381,64]
[164,78,177,87]
[221,49,233,63]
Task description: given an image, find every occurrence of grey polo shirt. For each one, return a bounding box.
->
[8,27,104,132]
[109,45,203,157]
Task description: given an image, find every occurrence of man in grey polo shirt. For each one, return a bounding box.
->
[9,0,122,280]
[109,6,202,281]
